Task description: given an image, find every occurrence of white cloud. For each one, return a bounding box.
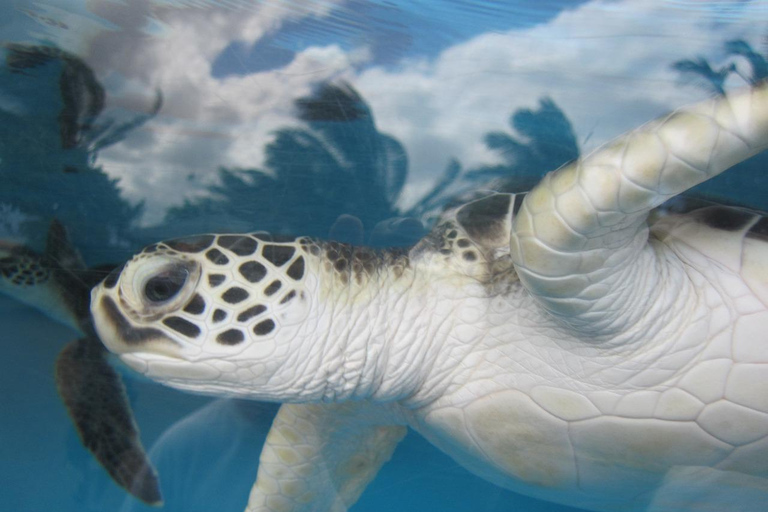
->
[356,0,767,204]
[67,0,766,224]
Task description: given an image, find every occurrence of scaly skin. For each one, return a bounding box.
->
[91,84,768,512]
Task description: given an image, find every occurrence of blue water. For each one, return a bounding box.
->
[1,1,767,511]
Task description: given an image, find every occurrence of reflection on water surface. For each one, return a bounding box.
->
[1,1,766,511]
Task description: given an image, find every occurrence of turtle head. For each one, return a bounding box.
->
[90,234,317,399]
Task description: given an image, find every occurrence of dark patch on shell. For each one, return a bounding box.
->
[286,257,305,280]
[253,319,275,336]
[164,235,214,253]
[264,280,282,296]
[222,287,249,304]
[695,206,755,232]
[457,239,470,248]
[212,309,227,323]
[279,290,297,304]
[205,248,229,265]
[463,251,477,262]
[262,245,295,267]
[218,236,258,256]
[217,329,245,345]
[239,261,267,283]
[237,304,267,322]
[208,274,226,287]
[183,294,206,315]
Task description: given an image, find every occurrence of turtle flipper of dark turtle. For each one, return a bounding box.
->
[55,335,162,505]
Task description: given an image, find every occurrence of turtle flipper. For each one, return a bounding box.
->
[55,336,162,505]
[510,83,768,334]
[247,403,406,512]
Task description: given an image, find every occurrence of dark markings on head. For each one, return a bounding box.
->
[212,309,227,323]
[262,245,295,267]
[218,236,258,256]
[695,206,755,232]
[206,248,229,265]
[439,248,451,255]
[144,244,158,254]
[286,257,305,280]
[183,293,206,315]
[100,296,172,346]
[217,329,245,345]
[239,261,267,283]
[237,304,267,322]
[222,287,249,304]
[264,280,282,296]
[447,230,458,239]
[103,263,125,289]
[463,251,477,262]
[253,318,275,336]
[162,316,201,338]
[456,194,512,247]
[747,217,768,241]
[164,235,215,253]
[279,290,297,304]
[457,239,470,248]
[208,274,226,287]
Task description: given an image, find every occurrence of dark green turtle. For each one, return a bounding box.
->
[0,220,161,504]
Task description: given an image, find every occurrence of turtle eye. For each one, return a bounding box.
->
[144,267,189,303]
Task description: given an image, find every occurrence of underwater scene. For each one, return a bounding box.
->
[1,1,768,511]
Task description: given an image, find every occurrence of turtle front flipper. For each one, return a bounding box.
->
[55,335,162,505]
[247,403,406,512]
[510,83,768,334]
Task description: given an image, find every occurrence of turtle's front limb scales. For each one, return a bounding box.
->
[510,83,768,336]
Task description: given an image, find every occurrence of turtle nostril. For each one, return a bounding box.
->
[144,267,189,303]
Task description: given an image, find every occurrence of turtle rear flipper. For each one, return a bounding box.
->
[55,335,162,505]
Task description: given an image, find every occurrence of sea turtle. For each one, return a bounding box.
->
[90,83,768,512]
[0,221,161,504]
